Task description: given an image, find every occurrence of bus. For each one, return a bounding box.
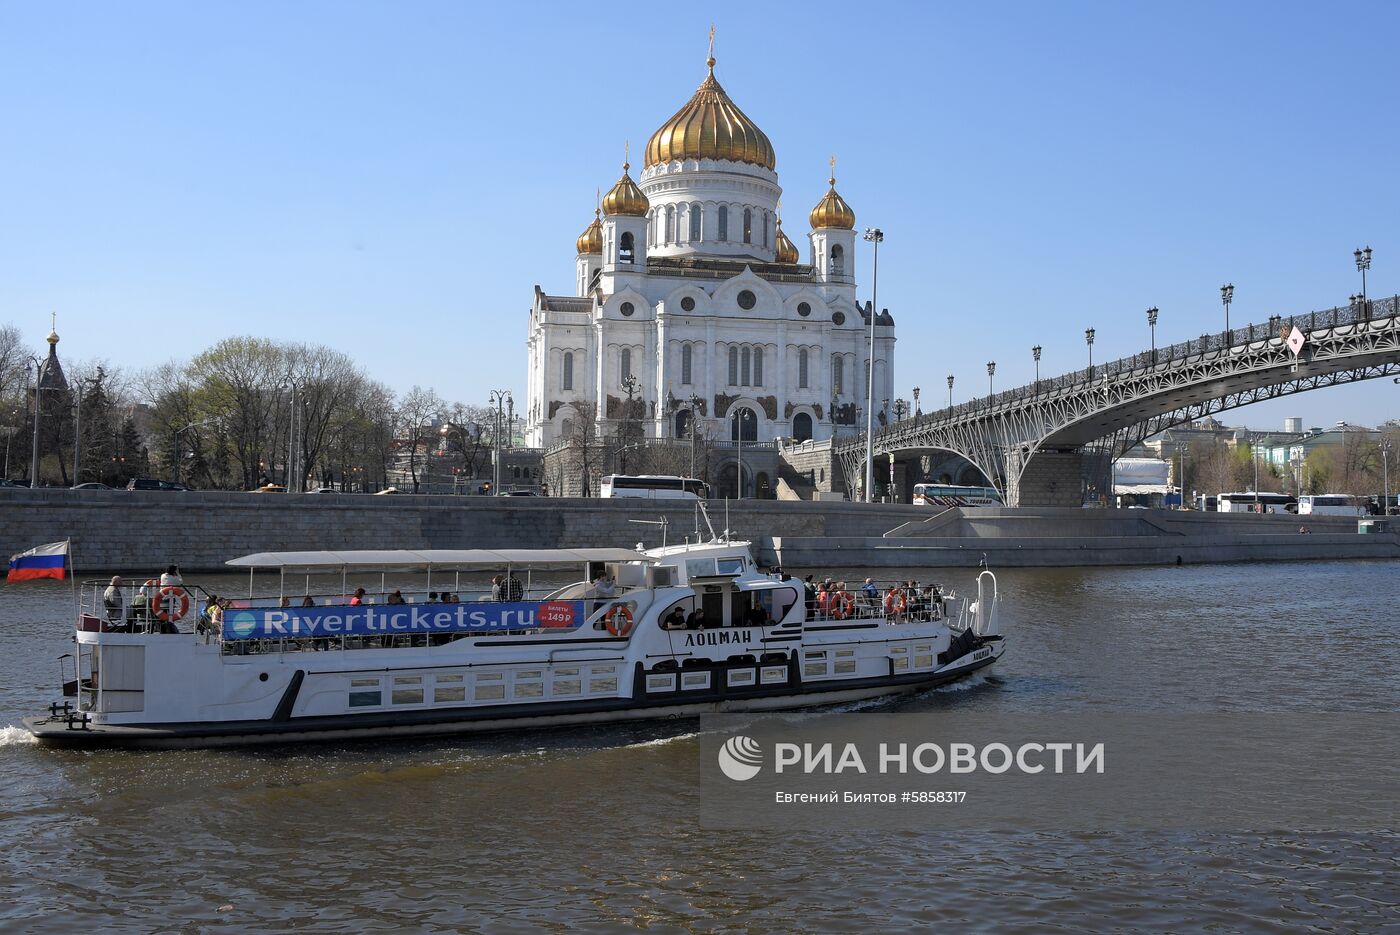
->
[1297,494,1366,516]
[600,474,708,500]
[912,484,1004,507]
[1216,491,1297,514]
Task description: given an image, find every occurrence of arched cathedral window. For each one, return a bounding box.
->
[620,348,632,383]
[690,203,701,241]
[728,346,739,385]
[562,351,574,391]
[833,356,844,395]
[718,206,728,241]
[665,205,675,244]
[620,232,635,264]
[743,208,752,244]
[681,344,692,385]
[798,349,808,389]
[741,347,751,386]
[831,244,844,276]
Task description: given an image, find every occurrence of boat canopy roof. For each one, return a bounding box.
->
[226,548,653,574]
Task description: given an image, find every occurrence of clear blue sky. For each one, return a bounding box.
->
[2,1,1396,430]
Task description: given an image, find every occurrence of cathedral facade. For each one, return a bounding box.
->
[524,51,895,454]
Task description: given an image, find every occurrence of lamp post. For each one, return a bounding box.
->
[862,227,885,504]
[687,392,702,481]
[489,389,511,495]
[734,407,754,500]
[946,374,954,410]
[620,374,639,473]
[893,399,908,422]
[1354,246,1372,310]
[1381,439,1393,515]
[26,357,42,486]
[1253,440,1260,511]
[1146,307,1159,364]
[1220,283,1234,336]
[986,362,995,400]
[1032,345,1042,387]
[283,379,299,493]
[881,397,889,427]
[912,386,920,417]
[1085,328,1095,377]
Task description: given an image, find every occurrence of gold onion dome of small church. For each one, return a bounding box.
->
[644,56,776,170]
[602,163,649,217]
[576,208,603,254]
[774,218,799,264]
[809,170,856,230]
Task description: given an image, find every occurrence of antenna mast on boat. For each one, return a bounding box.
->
[628,516,670,549]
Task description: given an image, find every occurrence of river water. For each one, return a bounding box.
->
[1,561,1396,932]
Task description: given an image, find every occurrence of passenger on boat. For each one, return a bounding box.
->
[387,590,406,605]
[803,575,817,614]
[507,574,524,601]
[816,582,831,619]
[663,606,687,629]
[160,565,183,587]
[279,596,291,608]
[428,592,439,604]
[490,575,505,601]
[350,588,366,606]
[744,602,769,627]
[103,576,124,623]
[301,595,315,607]
[685,608,707,630]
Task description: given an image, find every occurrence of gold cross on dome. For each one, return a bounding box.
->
[708,25,716,63]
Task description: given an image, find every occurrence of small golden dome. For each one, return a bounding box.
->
[576,208,603,254]
[47,329,60,345]
[774,219,799,264]
[809,169,856,231]
[602,163,649,217]
[644,56,776,171]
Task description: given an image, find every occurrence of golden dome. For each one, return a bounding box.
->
[809,168,856,230]
[602,163,649,217]
[576,208,603,254]
[644,56,776,171]
[774,218,799,264]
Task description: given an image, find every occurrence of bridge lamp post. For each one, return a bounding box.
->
[986,361,996,401]
[946,374,954,410]
[1031,345,1042,387]
[1084,328,1095,378]
[862,227,884,504]
[1354,246,1372,310]
[1220,283,1234,336]
[1146,307,1159,364]
[912,386,920,417]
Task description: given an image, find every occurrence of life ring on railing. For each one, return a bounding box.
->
[884,588,907,617]
[604,604,635,637]
[830,591,855,620]
[154,586,190,622]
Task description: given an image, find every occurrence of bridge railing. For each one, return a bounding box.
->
[879,294,1399,440]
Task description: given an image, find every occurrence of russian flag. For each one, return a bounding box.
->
[7,541,69,582]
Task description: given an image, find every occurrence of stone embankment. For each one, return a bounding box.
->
[2,490,1395,574]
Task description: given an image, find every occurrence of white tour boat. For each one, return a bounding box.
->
[25,536,1005,748]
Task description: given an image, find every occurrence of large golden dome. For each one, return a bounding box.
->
[774,218,799,264]
[809,169,856,230]
[602,163,649,217]
[644,56,776,171]
[576,208,602,254]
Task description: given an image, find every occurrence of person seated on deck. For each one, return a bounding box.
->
[387,590,406,605]
[301,595,315,607]
[685,608,707,630]
[103,576,124,624]
[927,584,944,619]
[744,601,770,628]
[861,577,878,602]
[160,564,183,587]
[427,592,439,604]
[664,606,687,630]
[350,588,366,606]
[279,596,291,608]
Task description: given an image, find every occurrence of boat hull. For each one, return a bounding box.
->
[24,645,1002,749]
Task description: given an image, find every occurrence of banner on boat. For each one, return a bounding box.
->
[221,600,586,640]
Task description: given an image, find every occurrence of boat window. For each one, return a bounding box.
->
[758,587,798,624]
[434,674,465,703]
[686,558,716,579]
[392,676,424,705]
[702,589,726,627]
[716,557,745,576]
[660,596,695,629]
[349,677,382,708]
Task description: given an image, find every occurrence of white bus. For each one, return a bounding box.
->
[1297,494,1366,516]
[600,474,708,500]
[912,484,1004,507]
[1216,491,1296,514]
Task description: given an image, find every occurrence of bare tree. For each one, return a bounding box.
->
[395,385,444,493]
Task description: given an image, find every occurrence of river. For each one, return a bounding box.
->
[1,561,1396,932]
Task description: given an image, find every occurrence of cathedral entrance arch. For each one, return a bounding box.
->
[792,411,813,441]
[675,409,691,438]
[717,463,750,499]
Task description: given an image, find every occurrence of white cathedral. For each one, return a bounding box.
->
[524,48,895,453]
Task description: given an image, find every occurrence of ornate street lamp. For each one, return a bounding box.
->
[1031,345,1042,386]
[1354,246,1372,309]
[1146,307,1159,363]
[946,374,954,410]
[862,227,885,504]
[1220,283,1234,334]
[912,386,921,416]
[1085,327,1095,376]
[986,361,996,400]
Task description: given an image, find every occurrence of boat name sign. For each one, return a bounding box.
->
[221,600,585,641]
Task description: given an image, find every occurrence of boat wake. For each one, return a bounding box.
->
[0,725,38,747]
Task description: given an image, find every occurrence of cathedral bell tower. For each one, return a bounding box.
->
[601,155,649,277]
[808,158,857,286]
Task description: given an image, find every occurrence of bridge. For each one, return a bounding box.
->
[835,296,1400,506]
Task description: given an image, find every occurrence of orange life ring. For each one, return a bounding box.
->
[831,591,855,620]
[154,586,190,622]
[605,604,635,637]
[884,588,907,616]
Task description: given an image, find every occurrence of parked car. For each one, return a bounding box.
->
[71,482,112,490]
[254,484,287,493]
[0,479,25,488]
[505,490,539,497]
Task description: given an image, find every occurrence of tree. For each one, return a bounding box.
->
[394,385,444,493]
